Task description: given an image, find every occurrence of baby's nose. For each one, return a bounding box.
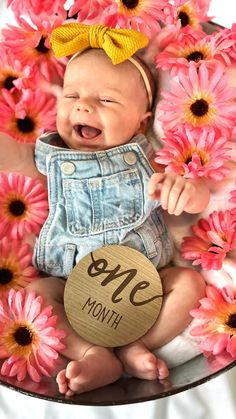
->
[76,98,93,113]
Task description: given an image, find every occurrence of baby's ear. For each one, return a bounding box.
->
[138,111,152,133]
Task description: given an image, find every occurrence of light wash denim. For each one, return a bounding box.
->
[33,132,173,277]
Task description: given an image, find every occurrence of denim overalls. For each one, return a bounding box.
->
[33,132,173,277]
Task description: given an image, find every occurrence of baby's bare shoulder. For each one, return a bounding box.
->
[0,132,46,185]
[0,132,32,171]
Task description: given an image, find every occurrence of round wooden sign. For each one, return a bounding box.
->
[64,245,163,347]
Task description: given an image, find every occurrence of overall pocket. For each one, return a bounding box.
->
[134,212,174,268]
[62,168,144,236]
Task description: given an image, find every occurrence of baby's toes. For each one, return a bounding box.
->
[56,369,67,384]
[65,388,75,397]
[66,377,84,394]
[157,359,169,379]
[56,369,69,394]
[65,360,82,380]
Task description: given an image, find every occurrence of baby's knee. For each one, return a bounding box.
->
[178,268,206,303]
[26,277,48,294]
[26,276,65,303]
[162,266,206,303]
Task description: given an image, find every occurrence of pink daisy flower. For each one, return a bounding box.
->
[166,0,212,29]
[230,185,236,202]
[150,21,198,52]
[155,0,212,51]
[102,0,169,38]
[155,128,231,181]
[156,62,236,137]
[2,12,66,82]
[207,25,236,65]
[228,24,236,62]
[7,0,67,18]
[205,350,235,372]
[0,172,48,240]
[230,184,236,214]
[190,285,236,358]
[0,237,38,298]
[156,29,235,77]
[0,88,56,143]
[181,210,236,270]
[68,0,110,21]
[0,45,37,93]
[0,289,66,382]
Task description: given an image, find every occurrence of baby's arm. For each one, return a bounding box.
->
[148,172,210,215]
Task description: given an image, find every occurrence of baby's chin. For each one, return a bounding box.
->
[61,132,133,152]
[64,136,107,152]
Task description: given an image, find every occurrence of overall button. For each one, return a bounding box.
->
[60,162,76,175]
[123,151,137,165]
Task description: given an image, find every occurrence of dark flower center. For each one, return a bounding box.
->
[178,11,190,27]
[3,75,17,90]
[35,36,49,54]
[0,268,13,285]
[8,199,26,216]
[67,9,78,18]
[226,313,236,329]
[14,326,32,346]
[190,99,209,117]
[122,0,139,9]
[185,156,193,165]
[185,150,207,166]
[209,243,224,254]
[186,51,204,62]
[16,116,35,134]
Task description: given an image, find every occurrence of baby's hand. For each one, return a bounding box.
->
[148,172,196,216]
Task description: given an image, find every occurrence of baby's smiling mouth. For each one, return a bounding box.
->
[74,124,102,140]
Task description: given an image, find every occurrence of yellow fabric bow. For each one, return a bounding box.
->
[50,23,149,64]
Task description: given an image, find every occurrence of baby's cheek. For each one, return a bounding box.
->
[56,102,69,122]
[56,112,68,136]
[56,108,63,125]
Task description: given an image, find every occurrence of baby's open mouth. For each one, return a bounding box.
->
[74,124,102,140]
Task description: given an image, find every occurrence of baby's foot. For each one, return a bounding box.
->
[117,341,169,380]
[56,346,123,396]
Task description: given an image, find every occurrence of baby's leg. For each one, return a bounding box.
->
[27,277,123,396]
[117,267,205,380]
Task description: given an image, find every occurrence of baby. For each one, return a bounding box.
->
[0,24,209,396]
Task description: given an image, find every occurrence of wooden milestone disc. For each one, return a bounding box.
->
[64,245,163,347]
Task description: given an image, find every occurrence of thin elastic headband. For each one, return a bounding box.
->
[128,56,153,110]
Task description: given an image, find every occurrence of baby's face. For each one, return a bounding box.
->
[56,49,150,151]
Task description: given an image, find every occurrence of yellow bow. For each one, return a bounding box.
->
[50,23,149,65]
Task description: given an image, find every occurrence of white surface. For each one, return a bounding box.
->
[209,0,236,27]
[0,367,236,419]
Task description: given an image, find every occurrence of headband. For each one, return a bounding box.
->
[50,23,153,109]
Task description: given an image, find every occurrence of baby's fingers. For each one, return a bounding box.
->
[148,172,165,198]
[172,183,194,215]
[161,175,185,213]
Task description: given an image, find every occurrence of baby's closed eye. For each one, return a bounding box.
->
[64,93,80,99]
[100,98,116,103]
